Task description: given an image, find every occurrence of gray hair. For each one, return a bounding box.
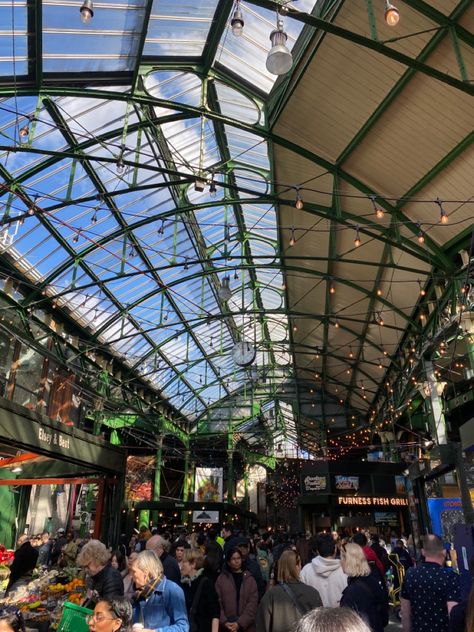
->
[295,608,372,632]
[133,550,163,581]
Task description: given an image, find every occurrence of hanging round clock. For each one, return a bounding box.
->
[232,341,256,367]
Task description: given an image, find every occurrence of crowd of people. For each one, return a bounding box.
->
[0,525,472,632]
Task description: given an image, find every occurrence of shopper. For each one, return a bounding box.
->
[294,607,371,632]
[392,539,413,572]
[78,539,124,605]
[300,533,347,607]
[0,606,26,632]
[256,548,322,632]
[5,535,39,594]
[131,550,188,632]
[87,597,132,632]
[60,531,78,567]
[351,533,385,582]
[340,543,389,632]
[146,535,181,585]
[215,546,258,632]
[401,534,460,632]
[370,535,390,573]
[170,540,190,574]
[235,537,266,600]
[122,552,138,601]
[180,548,220,632]
[111,550,128,578]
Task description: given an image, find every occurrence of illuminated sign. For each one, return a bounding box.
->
[338,496,408,507]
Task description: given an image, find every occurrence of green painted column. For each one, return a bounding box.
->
[150,437,163,528]
[243,465,249,510]
[182,450,191,524]
[464,333,474,371]
[227,450,234,503]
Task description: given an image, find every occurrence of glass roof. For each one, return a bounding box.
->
[0,0,471,457]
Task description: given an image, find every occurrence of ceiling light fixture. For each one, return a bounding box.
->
[436,198,448,224]
[289,226,296,247]
[354,226,361,247]
[80,0,94,24]
[295,188,304,210]
[370,195,384,219]
[116,144,126,175]
[266,17,293,75]
[384,0,400,26]
[417,222,425,243]
[218,275,232,301]
[230,1,244,37]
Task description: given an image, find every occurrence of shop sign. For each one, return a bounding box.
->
[303,475,327,492]
[335,475,359,491]
[338,496,408,507]
[38,426,70,449]
[304,475,327,492]
[192,510,219,524]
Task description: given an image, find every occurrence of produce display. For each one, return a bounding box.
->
[1,567,86,628]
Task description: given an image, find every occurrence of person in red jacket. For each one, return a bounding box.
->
[351,533,385,581]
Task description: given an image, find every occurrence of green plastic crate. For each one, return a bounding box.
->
[57,601,93,632]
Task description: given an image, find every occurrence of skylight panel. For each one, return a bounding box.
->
[143,0,218,57]
[42,0,147,73]
[0,0,27,76]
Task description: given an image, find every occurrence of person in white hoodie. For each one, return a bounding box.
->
[300,534,347,607]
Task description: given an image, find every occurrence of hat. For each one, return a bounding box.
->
[234,536,250,547]
[57,528,65,534]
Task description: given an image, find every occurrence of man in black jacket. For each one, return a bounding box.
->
[146,535,181,585]
[6,535,39,594]
[236,537,266,600]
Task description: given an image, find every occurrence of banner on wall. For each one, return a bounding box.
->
[335,475,359,491]
[194,467,223,502]
[302,475,327,493]
[125,455,155,501]
[427,498,463,540]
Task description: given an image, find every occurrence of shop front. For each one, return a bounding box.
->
[299,460,409,536]
[0,399,126,547]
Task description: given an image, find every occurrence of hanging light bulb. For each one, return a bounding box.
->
[354,226,361,247]
[266,17,293,75]
[230,1,244,37]
[218,275,232,301]
[417,222,425,244]
[418,280,426,297]
[116,144,126,175]
[19,123,30,140]
[370,195,384,219]
[80,0,94,24]
[384,0,400,26]
[436,198,448,224]
[289,226,296,247]
[329,282,336,294]
[295,188,304,210]
[375,311,384,326]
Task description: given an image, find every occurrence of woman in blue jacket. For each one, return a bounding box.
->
[131,550,189,632]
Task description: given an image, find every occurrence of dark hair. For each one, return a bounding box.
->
[98,598,132,632]
[352,533,368,547]
[316,534,336,558]
[170,539,190,558]
[0,607,25,632]
[225,546,242,564]
[111,549,127,573]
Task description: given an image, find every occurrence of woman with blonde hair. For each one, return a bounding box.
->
[256,548,322,632]
[77,539,124,606]
[131,550,188,632]
[340,543,388,632]
[294,607,371,632]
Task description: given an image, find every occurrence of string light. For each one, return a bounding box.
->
[116,144,126,175]
[384,1,400,26]
[371,195,384,219]
[417,222,425,243]
[295,188,304,210]
[289,226,296,247]
[354,225,361,247]
[418,280,426,296]
[435,197,448,224]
